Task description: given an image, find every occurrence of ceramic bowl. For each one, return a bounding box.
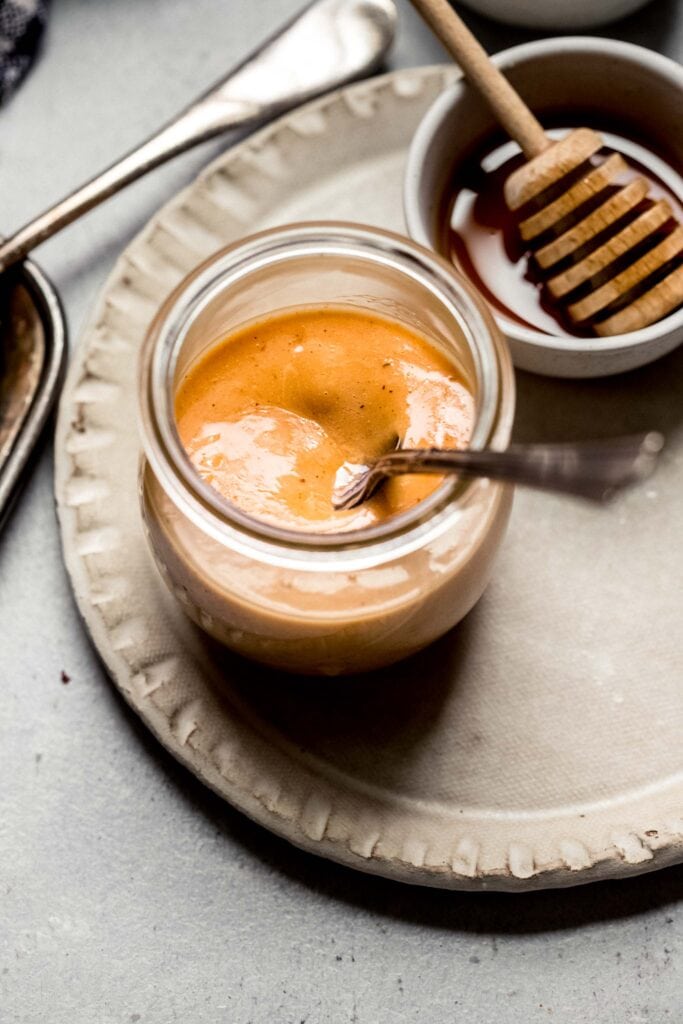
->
[404,37,683,378]
[0,259,66,529]
[458,0,652,30]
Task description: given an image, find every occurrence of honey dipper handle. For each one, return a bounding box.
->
[410,0,549,158]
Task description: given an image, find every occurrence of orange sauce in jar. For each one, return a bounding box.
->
[175,306,474,532]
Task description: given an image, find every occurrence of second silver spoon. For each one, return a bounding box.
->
[0,0,396,272]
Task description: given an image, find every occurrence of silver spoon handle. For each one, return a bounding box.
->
[0,0,395,271]
[374,432,664,502]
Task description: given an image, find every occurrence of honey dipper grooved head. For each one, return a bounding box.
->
[504,128,683,336]
[503,128,602,211]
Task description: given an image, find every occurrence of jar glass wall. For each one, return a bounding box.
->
[138,223,515,675]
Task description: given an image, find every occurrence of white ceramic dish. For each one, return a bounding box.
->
[404,38,683,378]
[55,67,683,890]
[458,0,652,30]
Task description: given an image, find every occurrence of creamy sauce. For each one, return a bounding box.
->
[175,307,474,532]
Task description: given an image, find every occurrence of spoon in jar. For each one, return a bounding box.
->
[332,432,664,510]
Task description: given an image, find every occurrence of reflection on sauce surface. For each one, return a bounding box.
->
[175,307,474,532]
[441,123,683,337]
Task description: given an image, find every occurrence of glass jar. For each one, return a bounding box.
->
[138,223,515,675]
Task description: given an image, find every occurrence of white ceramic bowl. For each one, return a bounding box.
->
[458,0,652,30]
[404,37,683,378]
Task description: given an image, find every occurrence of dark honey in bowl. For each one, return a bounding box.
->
[439,117,683,337]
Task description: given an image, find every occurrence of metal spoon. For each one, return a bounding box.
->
[0,0,395,534]
[0,0,396,271]
[332,432,665,509]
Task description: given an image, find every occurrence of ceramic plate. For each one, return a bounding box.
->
[55,67,683,890]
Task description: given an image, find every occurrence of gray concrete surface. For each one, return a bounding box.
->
[0,1,681,1021]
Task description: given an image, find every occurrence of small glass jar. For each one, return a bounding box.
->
[138,223,515,675]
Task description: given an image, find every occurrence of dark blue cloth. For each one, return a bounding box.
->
[0,0,50,103]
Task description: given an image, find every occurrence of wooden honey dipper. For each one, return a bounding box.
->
[410,0,683,336]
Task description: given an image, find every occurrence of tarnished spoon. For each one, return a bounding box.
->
[0,0,396,271]
[333,432,665,510]
[0,0,395,532]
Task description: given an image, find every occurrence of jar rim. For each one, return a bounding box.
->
[139,222,515,569]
